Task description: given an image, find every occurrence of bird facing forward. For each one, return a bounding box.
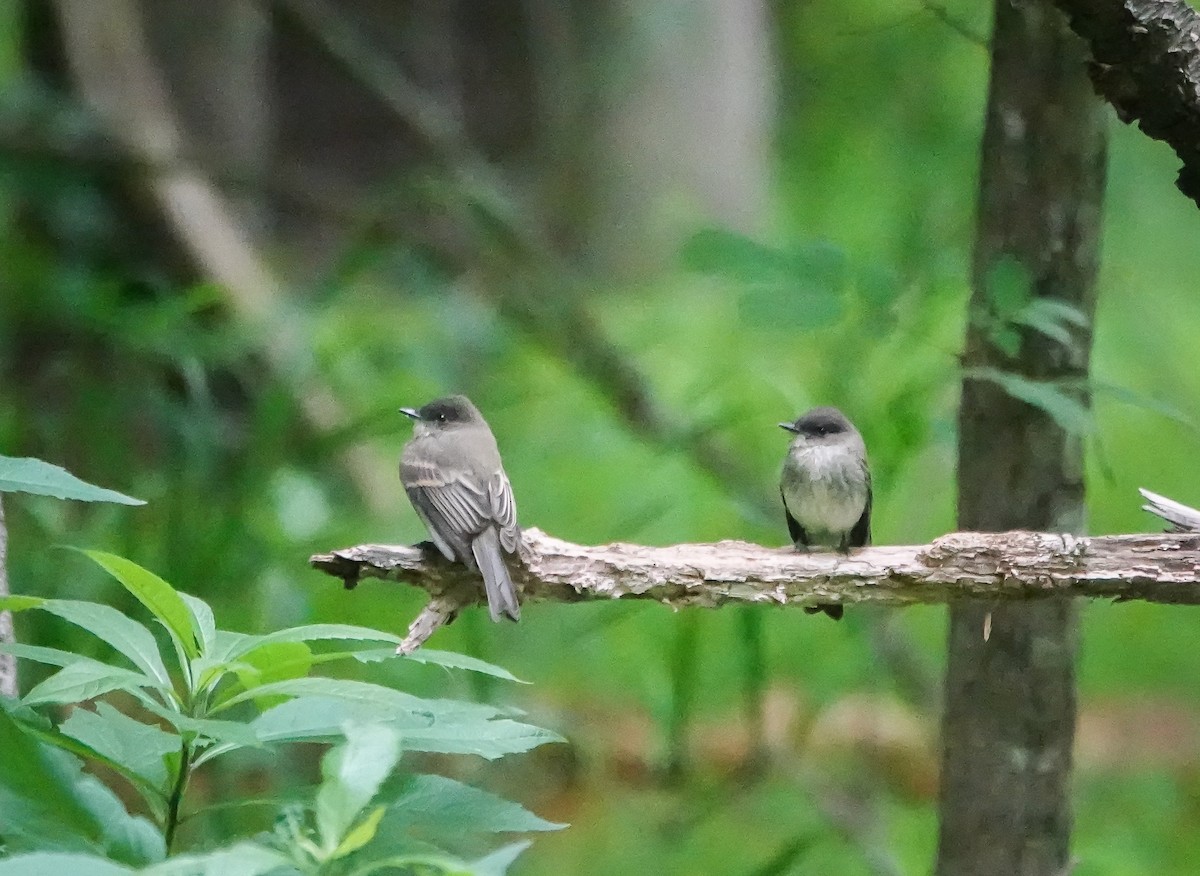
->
[779,406,872,621]
[399,395,523,622]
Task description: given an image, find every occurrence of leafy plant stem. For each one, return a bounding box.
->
[164,737,192,853]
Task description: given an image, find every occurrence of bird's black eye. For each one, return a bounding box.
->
[438,413,447,422]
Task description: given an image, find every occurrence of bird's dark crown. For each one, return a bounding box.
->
[785,406,854,437]
[416,395,480,425]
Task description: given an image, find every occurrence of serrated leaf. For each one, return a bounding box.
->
[138,699,259,749]
[81,552,198,661]
[316,724,401,852]
[386,774,565,835]
[0,456,145,505]
[0,854,134,876]
[0,598,171,688]
[396,649,527,683]
[223,624,400,663]
[60,703,179,789]
[215,677,504,719]
[251,695,561,758]
[0,642,92,669]
[23,661,161,708]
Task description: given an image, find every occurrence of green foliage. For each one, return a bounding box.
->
[0,554,564,875]
[0,457,144,505]
[976,256,1090,360]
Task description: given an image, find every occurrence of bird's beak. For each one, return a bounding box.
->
[779,422,800,434]
[399,407,420,420]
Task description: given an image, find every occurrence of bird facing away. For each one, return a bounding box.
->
[399,395,523,622]
[779,406,872,621]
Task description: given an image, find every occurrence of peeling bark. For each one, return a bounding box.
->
[1054,0,1200,207]
[312,528,1200,650]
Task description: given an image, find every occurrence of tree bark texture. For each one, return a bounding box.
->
[1054,0,1200,208]
[938,1,1107,874]
[311,527,1199,651]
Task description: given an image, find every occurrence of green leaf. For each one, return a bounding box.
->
[316,724,401,854]
[140,843,295,876]
[0,708,165,865]
[0,642,93,669]
[681,228,790,282]
[333,805,387,858]
[252,696,564,759]
[0,598,171,688]
[469,840,534,876]
[215,677,505,719]
[1088,380,1200,432]
[0,456,145,505]
[23,661,162,707]
[59,703,179,789]
[386,773,565,834]
[137,699,260,749]
[983,255,1032,319]
[179,593,217,655]
[229,641,314,710]
[964,368,1094,436]
[81,551,199,661]
[0,855,134,876]
[392,649,527,683]
[223,624,401,662]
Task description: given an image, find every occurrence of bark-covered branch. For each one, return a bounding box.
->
[312,528,1200,651]
[1055,0,1200,207]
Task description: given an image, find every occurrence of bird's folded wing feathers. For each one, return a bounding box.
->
[401,460,520,551]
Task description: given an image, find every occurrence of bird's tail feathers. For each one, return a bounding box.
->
[471,528,521,622]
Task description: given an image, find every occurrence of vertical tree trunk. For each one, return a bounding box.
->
[936,1,1106,874]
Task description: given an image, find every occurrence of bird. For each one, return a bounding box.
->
[779,406,872,620]
[399,395,523,622]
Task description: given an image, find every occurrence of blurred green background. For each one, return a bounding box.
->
[3,0,1200,873]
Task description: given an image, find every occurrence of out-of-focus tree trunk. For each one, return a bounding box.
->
[937,1,1106,873]
[587,0,775,274]
[142,0,271,233]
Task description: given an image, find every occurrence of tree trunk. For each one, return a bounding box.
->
[936,0,1107,873]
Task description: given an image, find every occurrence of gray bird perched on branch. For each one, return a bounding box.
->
[399,395,523,622]
[779,406,872,621]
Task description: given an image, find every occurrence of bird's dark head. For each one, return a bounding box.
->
[779,406,858,444]
[400,395,484,432]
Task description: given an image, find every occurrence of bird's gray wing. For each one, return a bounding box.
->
[401,459,495,562]
[487,471,522,553]
[849,462,872,547]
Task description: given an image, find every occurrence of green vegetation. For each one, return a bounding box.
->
[4,1,1200,873]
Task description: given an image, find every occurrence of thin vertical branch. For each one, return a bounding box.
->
[0,495,15,698]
